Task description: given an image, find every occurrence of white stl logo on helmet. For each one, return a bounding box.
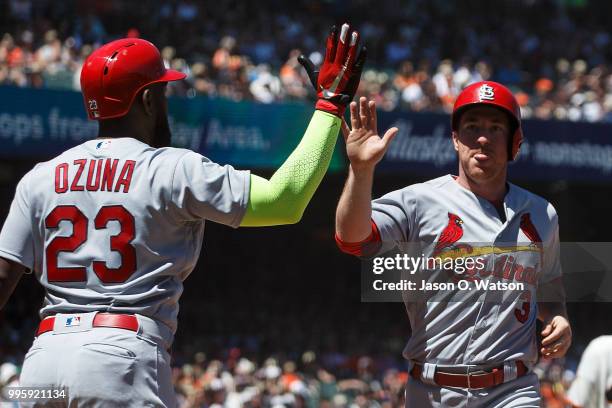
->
[478,84,495,101]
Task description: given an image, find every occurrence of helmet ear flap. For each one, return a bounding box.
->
[510,128,523,161]
[506,111,523,161]
[506,113,517,161]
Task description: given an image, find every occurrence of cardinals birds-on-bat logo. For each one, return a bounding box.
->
[432,212,465,257]
[520,212,543,256]
[520,212,543,266]
[519,213,542,244]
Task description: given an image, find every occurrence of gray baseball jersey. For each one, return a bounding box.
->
[371,174,561,366]
[567,335,612,408]
[0,137,250,333]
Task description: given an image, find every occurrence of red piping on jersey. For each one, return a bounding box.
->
[335,220,382,257]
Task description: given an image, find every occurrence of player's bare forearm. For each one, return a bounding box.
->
[0,257,25,309]
[335,165,375,241]
[537,301,568,322]
[537,276,568,322]
[240,111,341,226]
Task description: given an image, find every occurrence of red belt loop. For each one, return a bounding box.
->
[37,313,139,337]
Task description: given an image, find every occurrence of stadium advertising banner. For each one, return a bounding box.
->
[2,85,612,181]
[0,86,346,171]
[377,110,612,181]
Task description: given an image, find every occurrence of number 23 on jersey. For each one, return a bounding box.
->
[44,205,136,284]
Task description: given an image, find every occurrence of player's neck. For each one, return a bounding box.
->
[96,116,152,145]
[454,171,508,203]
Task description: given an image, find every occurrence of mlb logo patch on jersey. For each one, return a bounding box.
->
[96,140,112,150]
[65,316,81,328]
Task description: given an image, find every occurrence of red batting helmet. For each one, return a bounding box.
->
[451,81,523,161]
[80,38,186,120]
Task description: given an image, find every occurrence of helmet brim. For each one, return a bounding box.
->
[451,103,519,131]
[159,69,187,82]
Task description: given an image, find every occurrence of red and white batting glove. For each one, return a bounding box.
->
[298,23,367,117]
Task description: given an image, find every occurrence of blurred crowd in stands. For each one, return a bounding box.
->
[1,0,612,122]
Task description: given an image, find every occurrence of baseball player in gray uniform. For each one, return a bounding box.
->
[335,82,572,407]
[0,24,365,407]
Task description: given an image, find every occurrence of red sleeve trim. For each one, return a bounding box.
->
[335,220,382,257]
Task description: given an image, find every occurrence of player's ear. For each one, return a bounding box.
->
[451,130,460,152]
[141,88,155,117]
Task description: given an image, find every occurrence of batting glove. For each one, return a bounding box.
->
[298,23,367,117]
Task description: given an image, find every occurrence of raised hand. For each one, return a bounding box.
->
[341,97,398,172]
[298,23,367,117]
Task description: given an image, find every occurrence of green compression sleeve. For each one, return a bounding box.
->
[240,110,341,227]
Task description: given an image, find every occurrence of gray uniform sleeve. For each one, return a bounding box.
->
[0,172,34,269]
[371,188,417,242]
[537,204,565,304]
[170,152,251,227]
[539,204,562,284]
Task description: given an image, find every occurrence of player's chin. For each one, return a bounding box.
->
[467,162,492,178]
[467,166,502,185]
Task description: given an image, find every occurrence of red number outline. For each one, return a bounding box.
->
[514,290,532,323]
[44,205,136,284]
[44,206,88,282]
[92,206,137,283]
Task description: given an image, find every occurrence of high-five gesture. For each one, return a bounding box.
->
[335,97,399,242]
[298,23,366,117]
[341,97,398,171]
